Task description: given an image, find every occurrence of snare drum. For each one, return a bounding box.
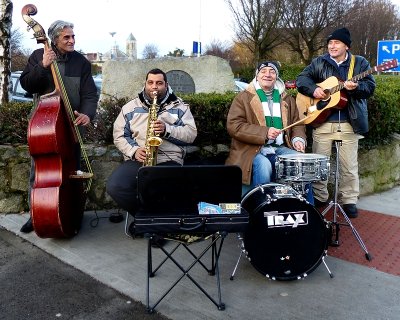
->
[242,184,329,280]
[276,153,330,182]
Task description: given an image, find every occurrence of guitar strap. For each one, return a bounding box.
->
[347,54,356,79]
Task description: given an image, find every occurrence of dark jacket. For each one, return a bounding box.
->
[20,48,98,120]
[296,53,376,134]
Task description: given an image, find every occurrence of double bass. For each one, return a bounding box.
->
[22,4,93,238]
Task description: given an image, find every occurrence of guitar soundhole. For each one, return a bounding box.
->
[316,99,330,110]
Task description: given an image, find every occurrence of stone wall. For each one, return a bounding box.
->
[101,55,235,99]
[1,136,399,213]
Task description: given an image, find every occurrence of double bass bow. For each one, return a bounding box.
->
[22,4,93,238]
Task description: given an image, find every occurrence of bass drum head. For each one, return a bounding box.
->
[242,185,328,280]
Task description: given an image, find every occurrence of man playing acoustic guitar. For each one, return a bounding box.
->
[296,27,376,218]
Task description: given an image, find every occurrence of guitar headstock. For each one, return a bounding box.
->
[376,59,398,72]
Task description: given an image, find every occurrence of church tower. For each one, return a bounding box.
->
[126,33,137,60]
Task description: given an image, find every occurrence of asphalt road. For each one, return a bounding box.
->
[0,227,171,320]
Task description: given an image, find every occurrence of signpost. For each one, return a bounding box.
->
[377,40,400,72]
[193,41,201,57]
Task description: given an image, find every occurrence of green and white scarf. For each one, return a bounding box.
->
[255,80,283,146]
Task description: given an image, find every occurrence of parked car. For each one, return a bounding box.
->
[234,80,249,92]
[93,75,102,97]
[284,80,297,89]
[10,71,33,102]
[10,71,102,102]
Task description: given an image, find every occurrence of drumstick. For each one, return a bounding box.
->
[281,114,314,131]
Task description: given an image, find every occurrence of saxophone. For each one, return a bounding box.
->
[143,91,163,166]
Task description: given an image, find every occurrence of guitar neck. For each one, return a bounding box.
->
[350,68,374,82]
[333,67,374,93]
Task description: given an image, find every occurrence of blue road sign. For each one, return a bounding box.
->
[377,40,400,72]
[193,41,201,56]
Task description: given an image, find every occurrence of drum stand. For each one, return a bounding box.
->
[320,140,372,261]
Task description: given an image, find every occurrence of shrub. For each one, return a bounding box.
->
[0,102,33,144]
[85,97,128,144]
[1,75,399,149]
[362,75,400,148]
[180,92,235,146]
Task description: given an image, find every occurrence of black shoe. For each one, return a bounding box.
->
[20,217,34,233]
[151,237,167,248]
[128,221,143,239]
[314,198,328,208]
[109,212,124,223]
[342,204,358,219]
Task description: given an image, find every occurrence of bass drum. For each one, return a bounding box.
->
[242,183,329,280]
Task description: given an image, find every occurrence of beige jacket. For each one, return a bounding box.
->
[113,93,197,165]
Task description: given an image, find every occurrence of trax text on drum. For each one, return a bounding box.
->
[264,211,308,228]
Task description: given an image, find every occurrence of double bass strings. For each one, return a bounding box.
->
[53,63,94,192]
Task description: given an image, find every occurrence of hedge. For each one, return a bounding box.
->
[1,75,399,150]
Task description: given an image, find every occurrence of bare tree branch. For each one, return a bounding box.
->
[280,0,351,64]
[142,44,159,59]
[0,0,13,104]
[226,0,285,67]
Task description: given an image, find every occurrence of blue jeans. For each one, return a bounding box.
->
[248,146,314,205]
[252,146,297,187]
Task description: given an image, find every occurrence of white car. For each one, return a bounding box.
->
[93,75,102,97]
[10,71,33,102]
[234,80,248,92]
[10,72,102,102]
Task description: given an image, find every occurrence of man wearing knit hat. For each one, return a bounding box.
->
[226,61,311,200]
[296,27,376,219]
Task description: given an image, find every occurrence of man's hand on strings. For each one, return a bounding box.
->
[74,111,90,126]
[343,80,358,91]
[313,87,328,99]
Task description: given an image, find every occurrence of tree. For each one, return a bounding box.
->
[204,39,252,76]
[166,48,185,57]
[142,43,159,59]
[346,0,400,65]
[10,28,30,71]
[204,39,232,60]
[0,0,13,105]
[280,0,351,65]
[226,0,285,67]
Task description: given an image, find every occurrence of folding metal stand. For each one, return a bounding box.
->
[145,231,228,313]
[229,233,245,280]
[320,140,372,261]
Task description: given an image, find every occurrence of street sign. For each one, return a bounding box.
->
[377,40,400,72]
[193,41,201,57]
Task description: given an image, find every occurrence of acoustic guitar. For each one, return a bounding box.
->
[296,59,398,127]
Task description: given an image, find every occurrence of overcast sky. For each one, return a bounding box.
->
[12,0,400,58]
[13,0,236,58]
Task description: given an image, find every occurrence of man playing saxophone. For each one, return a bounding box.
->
[107,68,197,221]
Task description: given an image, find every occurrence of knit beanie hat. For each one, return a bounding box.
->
[256,61,280,77]
[327,27,352,48]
